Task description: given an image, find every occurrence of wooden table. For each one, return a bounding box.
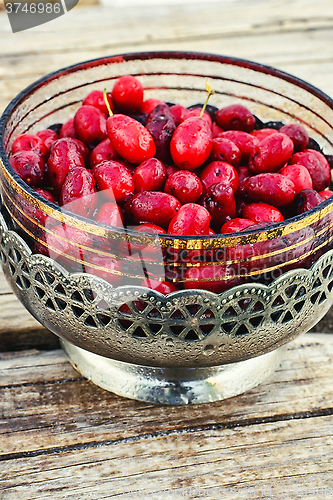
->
[1,0,333,497]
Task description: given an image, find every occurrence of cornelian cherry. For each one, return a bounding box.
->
[74,105,107,147]
[92,160,134,204]
[141,99,165,114]
[220,130,259,164]
[59,118,76,139]
[202,182,236,231]
[167,203,211,235]
[279,123,309,152]
[209,137,241,167]
[249,133,294,174]
[111,75,144,113]
[280,164,313,194]
[242,202,284,224]
[36,129,59,151]
[12,133,49,161]
[220,218,255,233]
[10,151,46,187]
[200,161,239,194]
[83,90,113,116]
[47,138,86,196]
[215,104,255,133]
[89,138,119,168]
[59,166,97,218]
[319,190,333,201]
[106,114,156,164]
[289,149,331,192]
[243,172,296,208]
[133,158,167,193]
[94,201,124,227]
[164,170,203,204]
[170,116,212,170]
[124,191,181,229]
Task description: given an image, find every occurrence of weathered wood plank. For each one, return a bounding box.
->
[0,0,333,114]
[1,415,333,499]
[1,334,333,459]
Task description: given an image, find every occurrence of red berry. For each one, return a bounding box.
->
[211,123,225,138]
[94,201,124,228]
[289,149,331,191]
[164,170,203,204]
[220,130,259,164]
[89,138,119,169]
[59,166,97,218]
[59,118,77,139]
[220,218,255,233]
[209,137,241,167]
[169,104,190,126]
[133,158,167,193]
[69,138,90,163]
[215,104,255,133]
[183,108,213,128]
[36,129,59,151]
[47,138,85,196]
[106,114,156,164]
[202,182,236,232]
[200,161,239,194]
[249,133,294,174]
[280,164,313,194]
[83,90,113,116]
[92,160,134,204]
[74,105,107,147]
[33,188,58,205]
[111,75,144,113]
[145,106,176,163]
[141,98,165,114]
[166,164,180,177]
[133,223,166,234]
[124,191,181,229]
[12,133,49,161]
[242,202,284,224]
[10,150,46,187]
[319,189,333,201]
[294,189,323,215]
[170,117,212,171]
[167,203,211,235]
[251,128,276,141]
[243,172,296,208]
[279,123,309,152]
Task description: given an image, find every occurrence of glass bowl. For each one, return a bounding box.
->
[1,51,333,404]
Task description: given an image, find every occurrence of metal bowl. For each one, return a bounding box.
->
[1,52,333,403]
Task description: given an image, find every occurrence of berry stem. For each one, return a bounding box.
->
[103,89,113,117]
[200,81,215,118]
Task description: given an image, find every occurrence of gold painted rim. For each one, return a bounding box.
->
[2,161,333,250]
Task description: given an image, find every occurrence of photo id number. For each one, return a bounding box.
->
[5,2,62,14]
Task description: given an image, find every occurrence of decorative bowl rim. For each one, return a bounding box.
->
[1,50,333,247]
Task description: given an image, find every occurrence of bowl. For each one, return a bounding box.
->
[1,51,333,404]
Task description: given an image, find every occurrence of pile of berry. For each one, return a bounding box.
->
[8,75,333,293]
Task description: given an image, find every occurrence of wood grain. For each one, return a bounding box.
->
[1,0,333,114]
[1,334,333,499]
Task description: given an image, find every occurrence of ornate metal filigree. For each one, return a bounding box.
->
[1,212,333,368]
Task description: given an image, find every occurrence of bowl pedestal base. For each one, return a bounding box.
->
[61,339,286,405]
